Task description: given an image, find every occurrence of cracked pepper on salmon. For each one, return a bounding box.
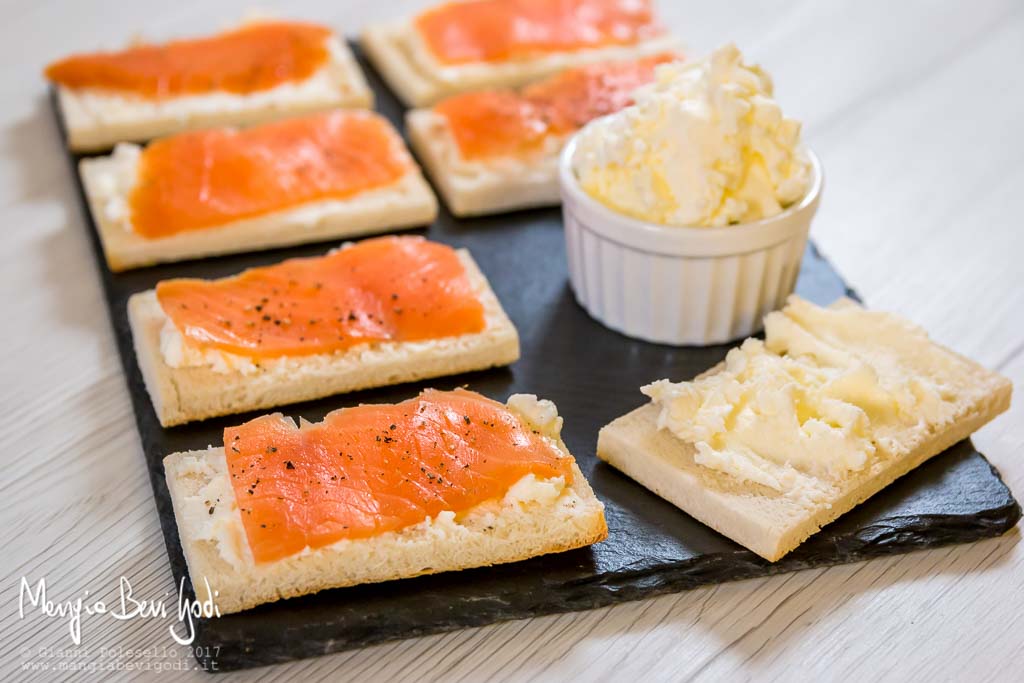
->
[155,236,486,359]
[225,389,576,563]
[414,0,663,65]
[126,110,410,238]
[45,21,333,99]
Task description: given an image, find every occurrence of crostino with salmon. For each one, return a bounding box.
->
[79,109,437,271]
[362,0,678,106]
[407,53,679,216]
[128,236,520,426]
[164,389,607,614]
[45,18,373,151]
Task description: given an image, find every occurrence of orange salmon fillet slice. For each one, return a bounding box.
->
[45,21,332,99]
[225,389,576,563]
[155,236,486,360]
[414,0,663,65]
[129,110,410,238]
[433,53,678,160]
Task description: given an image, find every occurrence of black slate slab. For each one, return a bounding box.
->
[51,44,1019,673]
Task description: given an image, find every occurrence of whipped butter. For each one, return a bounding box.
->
[642,297,970,497]
[571,44,810,227]
[90,143,140,227]
[160,318,260,374]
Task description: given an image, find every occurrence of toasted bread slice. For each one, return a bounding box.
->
[164,395,608,614]
[128,249,519,427]
[597,297,1012,562]
[404,53,678,216]
[55,32,372,152]
[406,108,564,217]
[79,133,437,273]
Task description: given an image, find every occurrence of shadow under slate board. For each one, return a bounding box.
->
[51,44,1020,673]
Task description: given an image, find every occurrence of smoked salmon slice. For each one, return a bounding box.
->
[414,0,663,65]
[129,110,410,238]
[155,236,485,360]
[433,53,677,160]
[45,21,333,99]
[225,389,576,563]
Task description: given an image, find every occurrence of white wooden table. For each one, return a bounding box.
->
[3,1,1023,680]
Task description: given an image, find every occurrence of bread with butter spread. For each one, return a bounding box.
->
[406,108,564,217]
[597,296,1012,561]
[164,394,607,614]
[361,18,676,107]
[79,129,437,272]
[52,24,373,152]
[129,247,519,427]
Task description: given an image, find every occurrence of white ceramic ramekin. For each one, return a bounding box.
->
[559,139,823,346]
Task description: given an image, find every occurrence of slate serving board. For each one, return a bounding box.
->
[52,45,1020,673]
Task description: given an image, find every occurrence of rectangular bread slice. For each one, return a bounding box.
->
[128,250,519,427]
[56,33,373,152]
[404,53,679,216]
[597,298,1013,562]
[361,21,676,107]
[164,396,608,614]
[406,108,563,217]
[80,141,438,272]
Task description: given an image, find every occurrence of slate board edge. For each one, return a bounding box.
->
[197,494,1020,671]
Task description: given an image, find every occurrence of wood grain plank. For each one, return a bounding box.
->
[2,1,1022,681]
